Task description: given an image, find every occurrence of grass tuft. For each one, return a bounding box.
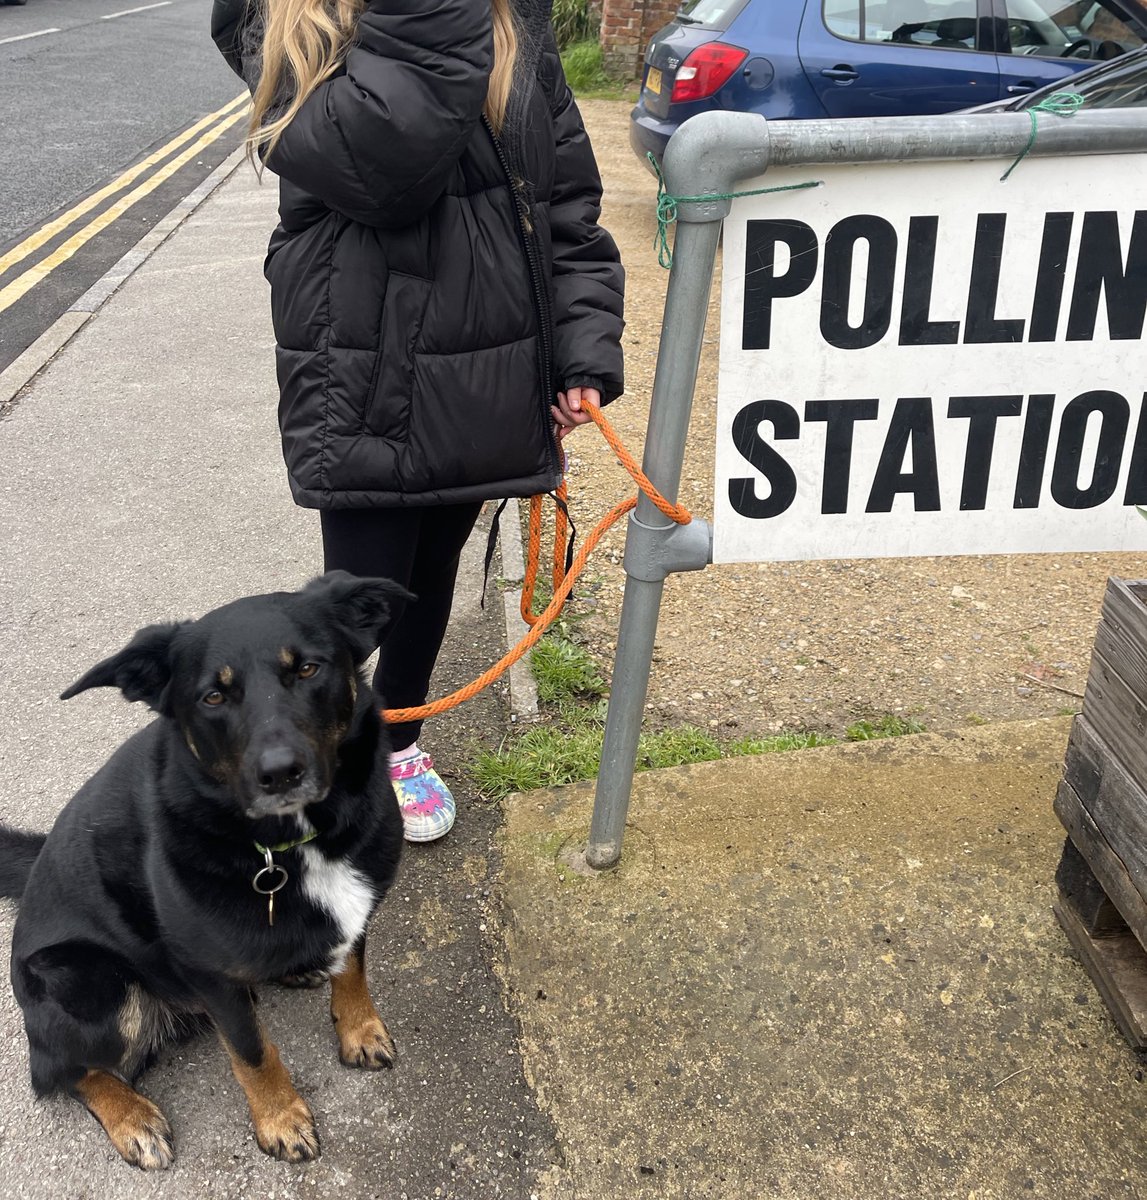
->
[559,40,638,100]
[470,717,844,800]
[561,40,612,93]
[471,721,605,797]
[467,616,927,799]
[844,714,926,741]
[637,725,722,770]
[726,731,839,754]
[530,636,606,705]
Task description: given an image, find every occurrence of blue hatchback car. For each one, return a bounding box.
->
[631,0,1147,163]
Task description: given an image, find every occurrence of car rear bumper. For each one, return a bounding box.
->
[630,106,675,170]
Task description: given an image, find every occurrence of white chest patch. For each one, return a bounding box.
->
[298,845,376,974]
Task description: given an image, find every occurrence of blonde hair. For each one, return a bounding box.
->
[248,0,518,165]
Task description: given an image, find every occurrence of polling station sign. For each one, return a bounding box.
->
[713,153,1147,563]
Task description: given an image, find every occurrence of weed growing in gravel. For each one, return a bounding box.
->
[844,714,926,741]
[470,713,846,800]
[531,636,606,705]
[638,727,840,767]
[726,732,840,754]
[468,621,926,798]
[471,719,607,797]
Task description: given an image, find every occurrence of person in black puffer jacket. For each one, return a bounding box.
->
[211,0,624,842]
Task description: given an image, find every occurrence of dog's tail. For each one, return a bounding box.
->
[0,827,47,899]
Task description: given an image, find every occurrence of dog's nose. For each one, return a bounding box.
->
[256,746,306,795]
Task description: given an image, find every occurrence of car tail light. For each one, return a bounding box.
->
[670,43,749,103]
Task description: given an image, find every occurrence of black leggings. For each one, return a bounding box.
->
[320,503,483,752]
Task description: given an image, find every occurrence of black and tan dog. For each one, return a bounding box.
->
[0,572,412,1169]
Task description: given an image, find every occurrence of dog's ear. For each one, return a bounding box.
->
[305,572,414,663]
[60,622,185,711]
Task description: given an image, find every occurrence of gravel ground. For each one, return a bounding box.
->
[562,99,1143,740]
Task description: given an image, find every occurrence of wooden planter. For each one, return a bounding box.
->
[1055,578,1147,1048]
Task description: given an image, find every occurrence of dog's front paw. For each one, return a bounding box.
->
[336,1013,396,1070]
[104,1096,175,1171]
[253,1097,320,1163]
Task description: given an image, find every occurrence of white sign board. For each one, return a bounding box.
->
[713,153,1147,563]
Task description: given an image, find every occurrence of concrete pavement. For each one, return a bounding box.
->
[1,157,1145,1200]
[502,718,1147,1199]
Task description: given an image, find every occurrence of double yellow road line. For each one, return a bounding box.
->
[0,90,250,316]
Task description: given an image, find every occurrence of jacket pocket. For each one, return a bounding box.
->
[266,211,343,351]
[363,272,432,439]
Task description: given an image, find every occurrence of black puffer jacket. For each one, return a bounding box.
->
[211,0,625,508]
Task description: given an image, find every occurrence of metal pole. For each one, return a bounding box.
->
[585,114,771,869]
[585,220,721,869]
[762,107,1147,165]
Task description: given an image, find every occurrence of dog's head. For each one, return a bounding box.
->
[60,573,411,819]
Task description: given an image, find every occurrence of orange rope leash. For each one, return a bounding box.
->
[382,404,692,724]
[520,485,568,628]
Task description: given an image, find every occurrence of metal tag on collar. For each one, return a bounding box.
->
[252,846,289,927]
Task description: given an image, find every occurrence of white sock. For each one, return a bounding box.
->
[389,742,422,767]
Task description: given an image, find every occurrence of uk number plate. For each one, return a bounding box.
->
[646,67,663,95]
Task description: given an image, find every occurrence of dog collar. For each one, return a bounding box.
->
[254,830,320,857]
[251,830,320,926]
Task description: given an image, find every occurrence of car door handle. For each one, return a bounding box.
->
[1006,82,1035,93]
[821,65,860,81]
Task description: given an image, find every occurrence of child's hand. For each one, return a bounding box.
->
[551,387,600,441]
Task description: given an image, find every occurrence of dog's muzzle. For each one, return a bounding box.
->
[243,744,325,817]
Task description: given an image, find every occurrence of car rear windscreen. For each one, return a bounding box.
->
[675,0,751,31]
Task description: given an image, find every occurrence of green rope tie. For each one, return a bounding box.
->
[650,152,820,269]
[1000,91,1085,181]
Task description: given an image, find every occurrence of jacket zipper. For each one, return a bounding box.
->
[482,114,562,480]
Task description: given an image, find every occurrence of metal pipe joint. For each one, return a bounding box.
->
[661,110,771,223]
[622,513,713,582]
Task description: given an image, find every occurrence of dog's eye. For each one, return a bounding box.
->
[298,662,320,679]
[202,690,226,707]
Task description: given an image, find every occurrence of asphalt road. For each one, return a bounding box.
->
[0,0,246,369]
